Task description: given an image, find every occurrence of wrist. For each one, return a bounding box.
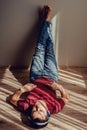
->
[20,88,25,93]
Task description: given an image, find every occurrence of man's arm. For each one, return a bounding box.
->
[47,82,70,104]
[10,83,36,106]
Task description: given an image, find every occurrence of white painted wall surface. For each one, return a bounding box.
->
[58,0,87,67]
[0,0,87,67]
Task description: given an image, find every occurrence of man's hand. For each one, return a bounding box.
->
[21,83,36,93]
[10,83,36,106]
[47,82,70,104]
[47,81,61,91]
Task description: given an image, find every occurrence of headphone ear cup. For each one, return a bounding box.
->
[47,110,50,118]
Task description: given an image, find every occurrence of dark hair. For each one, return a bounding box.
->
[28,110,50,128]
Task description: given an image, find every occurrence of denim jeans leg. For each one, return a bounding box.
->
[30,21,51,81]
[43,24,58,82]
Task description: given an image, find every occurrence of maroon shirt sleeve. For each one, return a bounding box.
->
[49,98,65,114]
[55,98,65,113]
[17,98,30,112]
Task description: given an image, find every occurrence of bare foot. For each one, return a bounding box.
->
[43,5,52,21]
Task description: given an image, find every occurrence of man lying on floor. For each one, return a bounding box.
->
[9,5,69,128]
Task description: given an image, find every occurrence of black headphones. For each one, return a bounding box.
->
[28,110,50,126]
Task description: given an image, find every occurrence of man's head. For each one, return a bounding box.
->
[28,100,50,128]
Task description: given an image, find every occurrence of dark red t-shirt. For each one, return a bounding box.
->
[17,77,65,114]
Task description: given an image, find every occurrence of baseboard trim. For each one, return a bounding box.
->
[0,65,87,70]
[58,66,87,69]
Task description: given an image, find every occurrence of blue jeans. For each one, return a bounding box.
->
[30,21,58,82]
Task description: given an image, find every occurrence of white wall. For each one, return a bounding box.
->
[0,0,87,67]
[58,0,87,67]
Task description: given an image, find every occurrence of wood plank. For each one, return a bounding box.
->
[0,67,87,130]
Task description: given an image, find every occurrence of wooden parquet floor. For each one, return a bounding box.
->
[0,67,87,130]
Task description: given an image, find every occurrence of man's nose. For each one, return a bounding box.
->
[36,106,41,111]
[36,105,39,111]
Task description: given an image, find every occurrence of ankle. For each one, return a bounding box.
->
[44,5,52,21]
